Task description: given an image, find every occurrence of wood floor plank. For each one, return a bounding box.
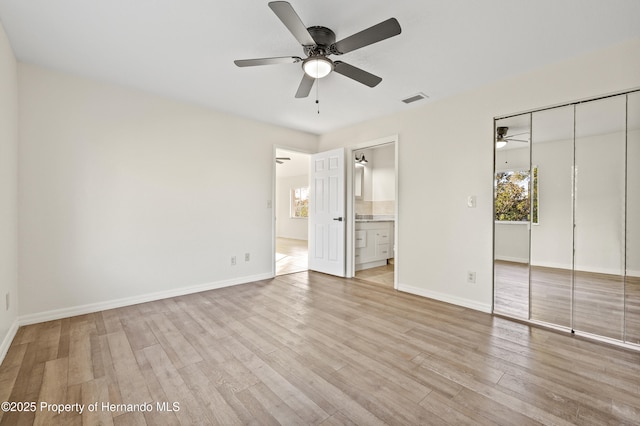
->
[81,377,114,426]
[140,344,213,425]
[106,331,151,406]
[68,321,96,386]
[178,363,244,425]
[132,346,180,426]
[419,390,496,426]
[2,270,640,425]
[147,313,203,370]
[33,357,68,426]
[327,363,446,425]
[260,347,386,426]
[220,336,330,424]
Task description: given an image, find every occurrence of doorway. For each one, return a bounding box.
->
[274,148,310,276]
[350,138,398,289]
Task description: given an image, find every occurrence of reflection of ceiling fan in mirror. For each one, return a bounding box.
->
[275,157,291,164]
[496,126,529,149]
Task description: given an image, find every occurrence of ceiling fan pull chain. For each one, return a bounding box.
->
[316,78,320,114]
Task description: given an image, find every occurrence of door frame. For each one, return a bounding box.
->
[346,135,399,289]
[272,145,314,277]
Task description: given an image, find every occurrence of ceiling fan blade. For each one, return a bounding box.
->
[268,1,316,46]
[295,73,315,98]
[331,18,401,55]
[275,157,291,160]
[234,56,302,67]
[333,61,382,87]
[506,138,529,143]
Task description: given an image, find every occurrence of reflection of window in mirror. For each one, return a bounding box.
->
[495,166,538,224]
[354,167,363,199]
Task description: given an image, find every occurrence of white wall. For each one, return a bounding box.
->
[355,145,395,215]
[372,144,395,202]
[276,174,309,240]
[17,63,317,319]
[0,22,18,360]
[319,38,640,312]
[495,223,530,263]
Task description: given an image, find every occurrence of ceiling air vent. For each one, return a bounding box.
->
[401,92,429,104]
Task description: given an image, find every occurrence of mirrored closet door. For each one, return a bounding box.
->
[626,91,640,345]
[493,90,640,348]
[493,114,531,319]
[529,105,574,328]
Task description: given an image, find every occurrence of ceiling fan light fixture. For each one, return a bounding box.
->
[496,140,507,149]
[303,56,334,79]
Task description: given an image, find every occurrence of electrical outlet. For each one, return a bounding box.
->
[231,256,237,266]
[5,292,9,311]
[467,271,476,283]
[245,253,250,262]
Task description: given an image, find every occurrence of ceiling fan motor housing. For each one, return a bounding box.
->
[304,26,336,56]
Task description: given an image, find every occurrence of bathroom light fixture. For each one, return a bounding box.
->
[355,154,368,164]
[302,56,334,79]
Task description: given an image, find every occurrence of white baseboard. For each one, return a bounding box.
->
[17,272,274,327]
[355,259,387,271]
[397,283,492,313]
[495,255,529,264]
[0,319,19,366]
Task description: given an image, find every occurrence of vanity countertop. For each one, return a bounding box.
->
[355,215,395,223]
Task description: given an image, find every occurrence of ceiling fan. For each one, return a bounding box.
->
[234,1,401,98]
[496,126,529,149]
[275,156,291,164]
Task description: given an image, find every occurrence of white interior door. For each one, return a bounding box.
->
[308,148,345,276]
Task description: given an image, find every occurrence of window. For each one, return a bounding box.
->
[495,167,538,223]
[291,186,309,218]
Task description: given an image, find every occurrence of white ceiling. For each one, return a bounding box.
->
[1,0,639,135]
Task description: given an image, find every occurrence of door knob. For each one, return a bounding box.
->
[332,217,343,221]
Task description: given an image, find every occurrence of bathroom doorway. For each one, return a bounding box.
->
[351,139,398,288]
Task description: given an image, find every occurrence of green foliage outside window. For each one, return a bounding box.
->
[291,187,309,218]
[495,168,538,223]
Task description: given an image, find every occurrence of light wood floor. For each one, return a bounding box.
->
[494,260,640,344]
[354,262,394,288]
[276,238,308,276]
[2,271,640,425]
[276,238,394,288]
